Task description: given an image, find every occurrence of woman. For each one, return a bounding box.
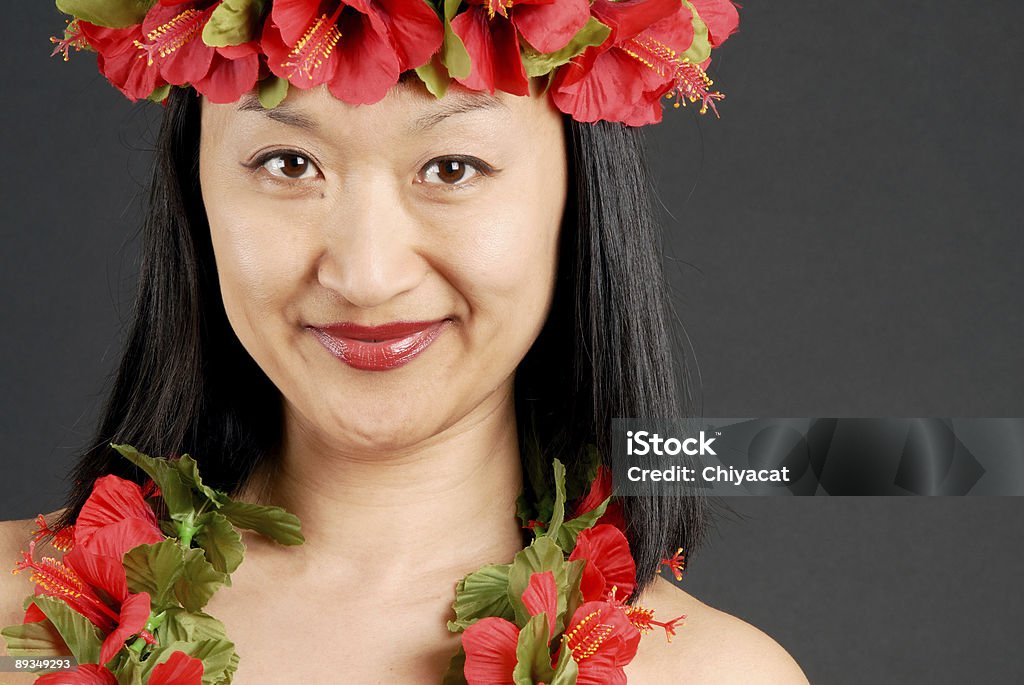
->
[2,0,805,682]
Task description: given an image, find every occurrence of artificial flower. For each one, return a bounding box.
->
[463,570,642,685]
[551,0,739,124]
[560,600,641,685]
[450,0,590,95]
[569,523,636,602]
[140,0,262,103]
[261,0,443,104]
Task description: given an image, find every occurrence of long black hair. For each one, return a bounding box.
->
[54,86,706,598]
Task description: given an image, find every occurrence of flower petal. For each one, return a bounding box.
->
[451,8,528,95]
[513,0,589,54]
[520,571,558,636]
[270,0,325,46]
[99,592,151,667]
[75,475,162,542]
[36,664,117,685]
[591,0,681,44]
[569,524,636,602]
[690,0,739,46]
[150,650,205,685]
[375,0,444,69]
[327,12,402,104]
[462,617,520,685]
[194,50,261,103]
[551,48,665,125]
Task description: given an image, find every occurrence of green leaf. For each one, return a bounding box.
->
[202,0,267,47]
[111,650,145,685]
[160,607,231,644]
[217,499,304,545]
[561,558,585,637]
[512,613,554,685]
[554,495,611,552]
[174,454,227,506]
[147,84,171,103]
[123,539,186,611]
[31,596,103,665]
[55,0,156,29]
[415,55,450,99]
[139,638,237,685]
[1,618,70,657]
[111,444,196,521]
[682,0,712,64]
[544,459,568,542]
[520,18,610,78]
[441,647,469,685]
[550,642,579,685]
[506,536,581,635]
[195,511,245,575]
[258,76,289,109]
[441,0,471,79]
[447,563,514,632]
[174,547,228,612]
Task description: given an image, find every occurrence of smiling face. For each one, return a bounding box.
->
[198,80,567,453]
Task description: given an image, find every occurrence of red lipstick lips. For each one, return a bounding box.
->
[308,319,450,371]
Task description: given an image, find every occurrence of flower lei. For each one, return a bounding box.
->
[49,0,739,125]
[3,445,688,683]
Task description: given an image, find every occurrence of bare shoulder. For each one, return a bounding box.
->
[624,576,808,684]
[0,510,67,653]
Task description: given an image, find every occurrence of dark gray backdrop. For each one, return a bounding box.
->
[2,2,1022,683]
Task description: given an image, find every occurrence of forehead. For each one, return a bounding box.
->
[202,79,555,143]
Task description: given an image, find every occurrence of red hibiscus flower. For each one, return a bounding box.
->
[78,1,260,104]
[139,1,261,103]
[463,571,641,685]
[14,475,165,666]
[551,0,739,125]
[261,0,443,104]
[568,524,636,603]
[450,0,590,95]
[35,650,204,685]
[560,600,640,685]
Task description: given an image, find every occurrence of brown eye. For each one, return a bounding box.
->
[421,157,484,186]
[263,153,317,179]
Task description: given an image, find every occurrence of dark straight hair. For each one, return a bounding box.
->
[54,86,705,598]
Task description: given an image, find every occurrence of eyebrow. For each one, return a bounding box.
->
[237,94,319,131]
[408,93,510,133]
[235,90,509,134]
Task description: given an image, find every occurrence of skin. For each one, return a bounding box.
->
[0,80,807,683]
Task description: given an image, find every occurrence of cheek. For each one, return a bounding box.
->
[201,175,309,345]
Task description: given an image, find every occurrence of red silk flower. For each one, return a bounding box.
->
[569,524,637,603]
[451,0,590,95]
[551,0,739,125]
[261,0,443,104]
[35,650,204,685]
[15,476,165,666]
[78,0,260,103]
[463,571,641,685]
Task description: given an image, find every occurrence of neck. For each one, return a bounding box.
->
[237,386,526,591]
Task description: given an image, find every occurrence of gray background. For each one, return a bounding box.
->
[2,2,1022,683]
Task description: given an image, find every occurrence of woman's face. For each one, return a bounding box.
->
[199,81,567,452]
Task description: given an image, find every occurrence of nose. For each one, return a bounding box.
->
[314,178,427,309]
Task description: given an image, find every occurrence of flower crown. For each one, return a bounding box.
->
[51,0,739,125]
